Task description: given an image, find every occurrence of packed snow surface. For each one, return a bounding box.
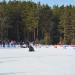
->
[0,45,75,75]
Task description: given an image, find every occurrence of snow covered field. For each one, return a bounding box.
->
[0,46,75,75]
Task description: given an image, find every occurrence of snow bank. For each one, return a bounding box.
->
[0,46,75,75]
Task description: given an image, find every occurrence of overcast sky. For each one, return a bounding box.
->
[1,0,75,7]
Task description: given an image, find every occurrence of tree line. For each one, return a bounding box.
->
[0,0,75,45]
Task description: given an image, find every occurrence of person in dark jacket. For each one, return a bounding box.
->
[25,41,29,48]
[29,45,34,52]
[25,40,34,52]
[3,41,5,48]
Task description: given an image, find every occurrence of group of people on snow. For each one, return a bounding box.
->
[0,40,34,51]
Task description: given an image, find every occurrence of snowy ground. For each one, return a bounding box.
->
[0,46,75,75]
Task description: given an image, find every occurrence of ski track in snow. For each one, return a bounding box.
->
[0,46,75,75]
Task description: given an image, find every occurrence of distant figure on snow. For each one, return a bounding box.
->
[25,41,29,48]
[29,45,34,52]
[3,41,5,48]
